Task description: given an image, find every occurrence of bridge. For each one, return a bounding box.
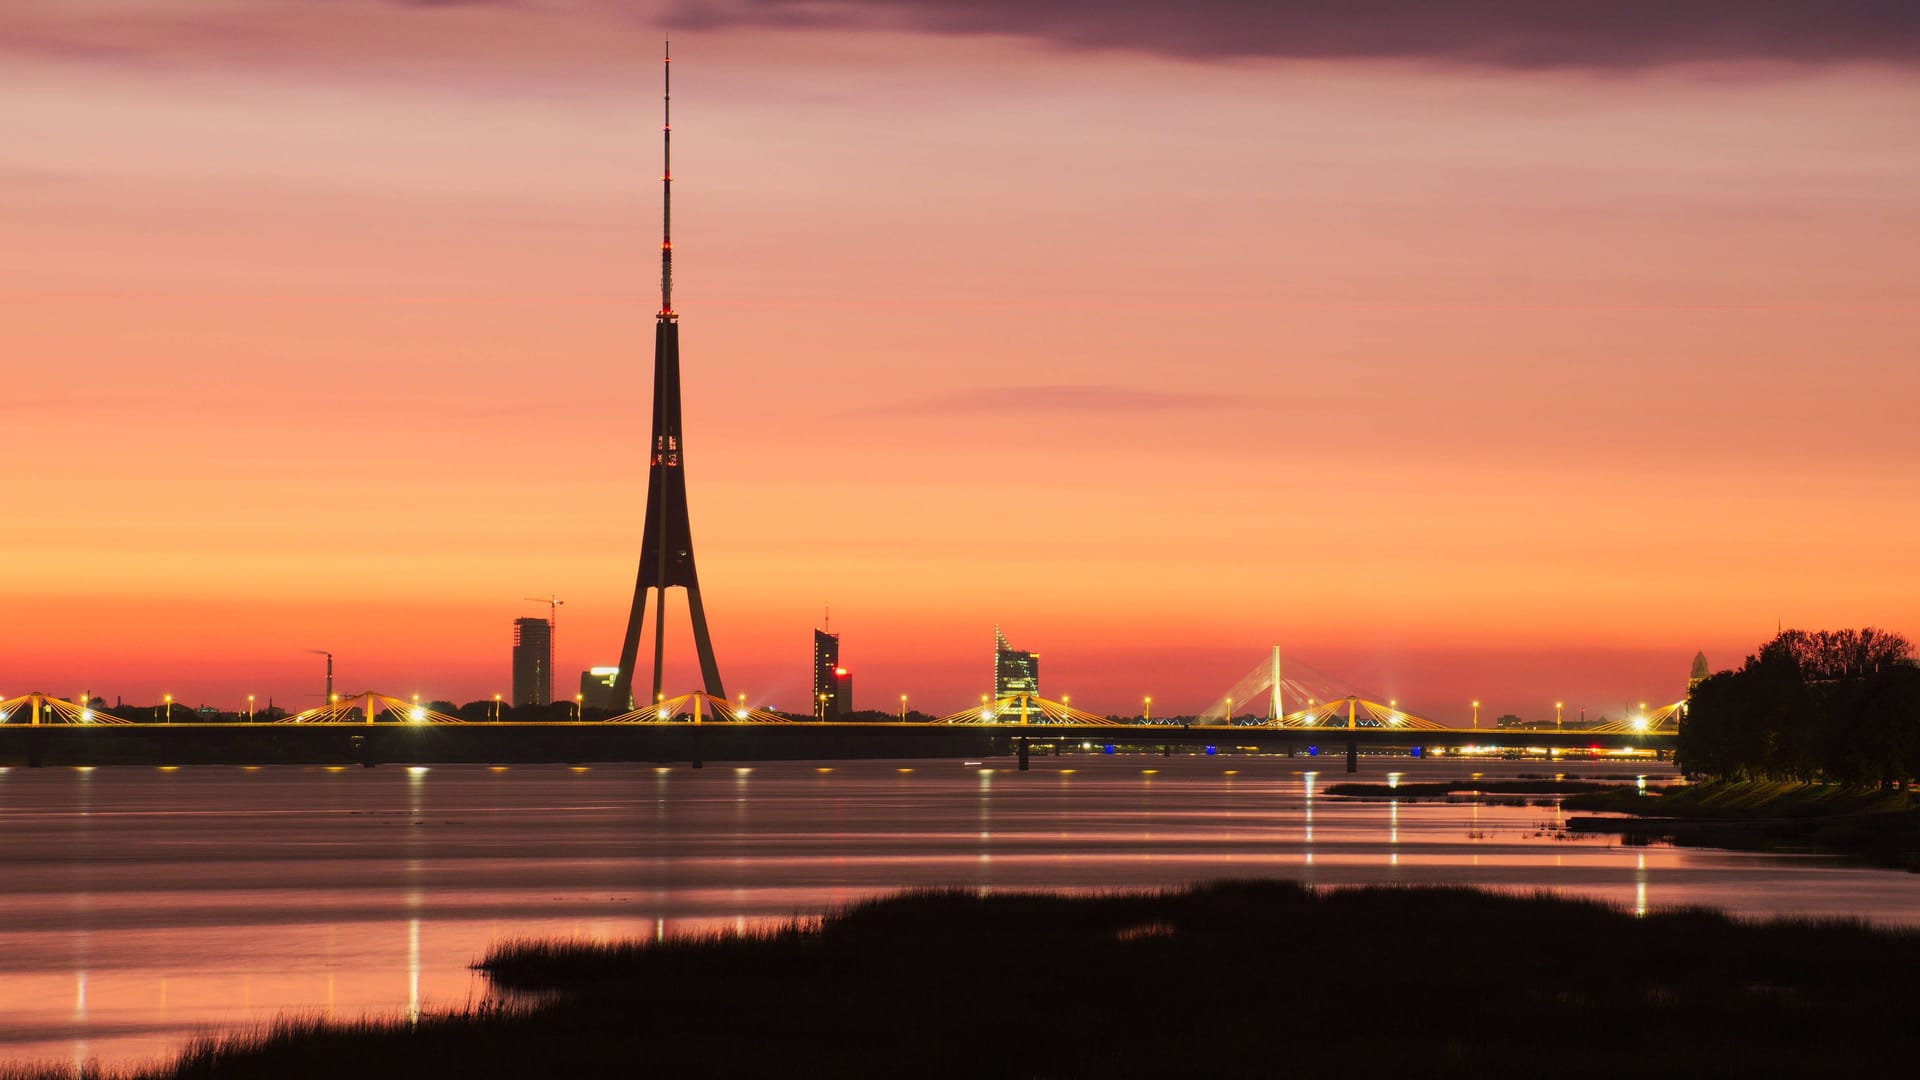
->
[0,647,1684,771]
[0,714,1672,770]
[0,692,132,726]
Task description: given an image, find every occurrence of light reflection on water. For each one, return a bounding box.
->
[2,755,1918,1069]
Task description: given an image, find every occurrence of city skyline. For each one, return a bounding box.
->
[4,4,1918,719]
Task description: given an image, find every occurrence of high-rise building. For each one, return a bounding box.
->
[579,666,622,711]
[993,626,1039,699]
[610,47,726,712]
[813,629,845,718]
[512,617,552,706]
[1688,651,1711,693]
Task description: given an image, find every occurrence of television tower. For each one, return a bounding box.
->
[610,44,725,710]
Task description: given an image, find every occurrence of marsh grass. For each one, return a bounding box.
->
[35,881,1920,1078]
[1565,779,1913,818]
[1566,779,1920,868]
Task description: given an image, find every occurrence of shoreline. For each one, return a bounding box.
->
[1563,780,1920,871]
[18,881,1917,1079]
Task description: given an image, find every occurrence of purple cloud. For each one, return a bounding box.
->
[689,0,1920,68]
[6,1,1918,70]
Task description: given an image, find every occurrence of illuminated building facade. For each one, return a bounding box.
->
[993,626,1039,698]
[512,617,552,706]
[813,629,848,718]
[579,666,622,711]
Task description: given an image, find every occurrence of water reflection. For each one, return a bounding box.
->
[1,756,1916,1072]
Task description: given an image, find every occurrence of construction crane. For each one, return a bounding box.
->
[308,650,334,704]
[525,595,564,676]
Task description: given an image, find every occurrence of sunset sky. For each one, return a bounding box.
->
[4,1,1918,720]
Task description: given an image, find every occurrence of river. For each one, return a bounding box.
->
[3,755,1915,1071]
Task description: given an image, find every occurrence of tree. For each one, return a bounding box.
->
[1679,629,1919,783]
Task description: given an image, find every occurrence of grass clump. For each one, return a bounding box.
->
[97,880,1920,1079]
[1565,779,1912,818]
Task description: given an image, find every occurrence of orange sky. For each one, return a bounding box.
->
[3,3,1918,720]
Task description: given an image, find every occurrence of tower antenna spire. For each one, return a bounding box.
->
[660,41,674,319]
[611,43,724,713]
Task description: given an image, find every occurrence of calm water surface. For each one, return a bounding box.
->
[3,755,1916,1070]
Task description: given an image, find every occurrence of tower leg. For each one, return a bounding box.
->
[685,581,726,698]
[610,580,651,713]
[651,584,669,705]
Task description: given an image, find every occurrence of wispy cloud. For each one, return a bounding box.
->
[689,0,1920,68]
[6,1,1918,71]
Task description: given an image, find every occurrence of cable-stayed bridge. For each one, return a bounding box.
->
[0,648,1686,775]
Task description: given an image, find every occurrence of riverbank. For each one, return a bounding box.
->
[1325,778,1617,798]
[1565,780,1920,870]
[22,880,1917,1079]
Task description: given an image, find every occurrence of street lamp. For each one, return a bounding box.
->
[1555,701,1564,731]
[736,692,748,721]
[493,693,502,721]
[575,692,585,720]
[817,692,829,720]
[247,694,256,722]
[899,694,908,722]
[163,693,172,725]
[1143,696,1151,723]
[1471,700,1480,730]
[1226,696,1233,723]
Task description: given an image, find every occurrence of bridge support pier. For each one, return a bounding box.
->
[1346,737,1358,774]
[1017,736,1029,771]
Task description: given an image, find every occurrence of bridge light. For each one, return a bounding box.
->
[1631,716,1649,732]
[409,707,427,723]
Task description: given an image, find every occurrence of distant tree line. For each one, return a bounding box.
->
[1680,629,1920,785]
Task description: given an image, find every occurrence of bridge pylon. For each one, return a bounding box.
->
[1257,695,1446,730]
[607,692,794,724]
[0,693,130,725]
[1205,648,1446,729]
[1589,700,1686,735]
[278,693,465,725]
[932,693,1121,726]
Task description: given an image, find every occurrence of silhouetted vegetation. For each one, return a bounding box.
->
[1680,628,1920,784]
[1568,779,1910,818]
[21,881,1917,1079]
[1565,779,1920,869]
